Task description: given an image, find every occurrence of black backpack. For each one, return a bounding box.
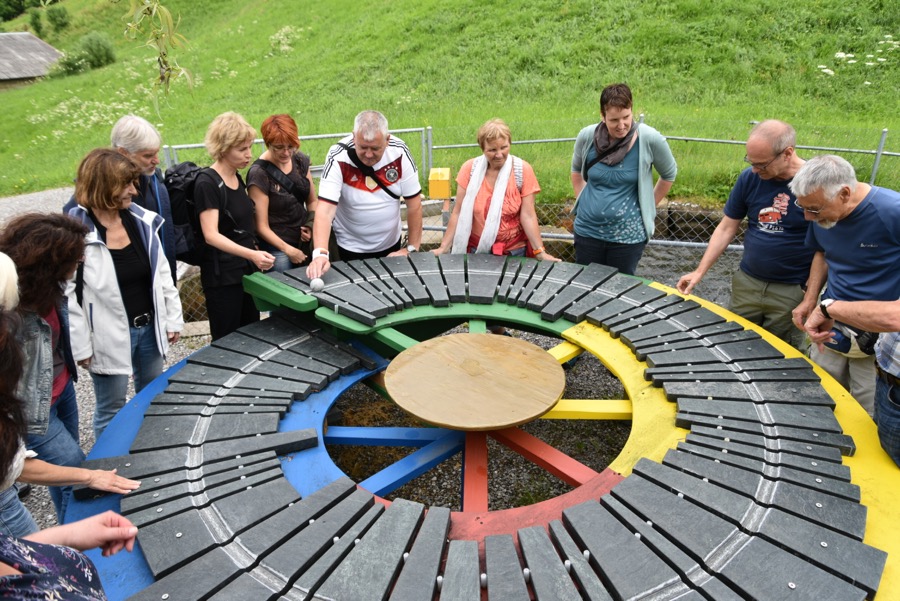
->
[164,163,247,269]
[165,161,242,265]
[164,161,206,265]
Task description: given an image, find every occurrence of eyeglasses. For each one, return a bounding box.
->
[270,145,297,153]
[744,149,785,171]
[794,199,822,214]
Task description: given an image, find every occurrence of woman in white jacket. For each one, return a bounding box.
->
[66,148,183,440]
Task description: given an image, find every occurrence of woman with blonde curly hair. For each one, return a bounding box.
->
[195,112,274,340]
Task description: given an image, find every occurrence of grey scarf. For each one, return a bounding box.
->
[592,121,637,167]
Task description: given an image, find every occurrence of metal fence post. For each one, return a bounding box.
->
[871,128,889,185]
[420,128,427,177]
[162,145,173,170]
[426,126,433,175]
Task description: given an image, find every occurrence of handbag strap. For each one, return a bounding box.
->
[336,142,401,200]
[254,158,306,203]
[198,168,236,226]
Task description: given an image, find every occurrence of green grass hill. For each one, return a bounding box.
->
[1,0,898,201]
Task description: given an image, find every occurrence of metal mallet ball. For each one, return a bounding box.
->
[310,278,325,292]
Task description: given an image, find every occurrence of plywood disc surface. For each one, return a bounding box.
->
[385,333,565,430]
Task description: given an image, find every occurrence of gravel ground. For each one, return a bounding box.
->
[0,187,74,225]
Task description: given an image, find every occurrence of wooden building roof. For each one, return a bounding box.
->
[0,32,61,81]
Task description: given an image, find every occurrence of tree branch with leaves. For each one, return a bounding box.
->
[38,0,189,93]
[113,0,190,93]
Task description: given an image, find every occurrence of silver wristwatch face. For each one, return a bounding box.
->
[406,245,417,253]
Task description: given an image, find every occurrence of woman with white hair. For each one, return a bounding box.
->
[1,297,138,598]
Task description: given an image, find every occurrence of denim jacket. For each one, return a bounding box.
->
[15,301,77,436]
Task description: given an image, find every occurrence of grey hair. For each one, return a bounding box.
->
[0,252,19,311]
[110,115,162,154]
[789,155,858,201]
[748,119,796,154]
[353,110,389,141]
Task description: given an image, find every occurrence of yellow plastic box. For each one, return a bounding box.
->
[428,168,451,199]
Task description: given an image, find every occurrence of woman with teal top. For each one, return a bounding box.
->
[570,83,677,275]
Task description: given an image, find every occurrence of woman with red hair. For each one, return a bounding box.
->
[247,114,318,272]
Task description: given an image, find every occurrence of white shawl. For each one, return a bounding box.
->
[451,154,513,254]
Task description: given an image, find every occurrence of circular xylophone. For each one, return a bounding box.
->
[68,254,899,600]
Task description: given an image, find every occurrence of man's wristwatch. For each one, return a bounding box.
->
[406,244,417,253]
[819,298,835,319]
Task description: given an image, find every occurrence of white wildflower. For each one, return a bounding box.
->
[817,64,828,68]
[835,52,847,58]
[864,81,872,85]
[821,68,835,75]
[878,57,887,62]
[866,62,875,66]
[847,59,857,63]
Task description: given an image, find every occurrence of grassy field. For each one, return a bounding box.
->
[1,0,898,203]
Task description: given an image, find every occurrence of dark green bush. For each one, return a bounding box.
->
[0,0,25,22]
[53,50,88,75]
[46,5,68,32]
[79,31,115,69]
[51,31,115,77]
[27,6,42,38]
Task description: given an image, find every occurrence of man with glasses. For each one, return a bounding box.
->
[677,120,813,349]
[790,154,900,417]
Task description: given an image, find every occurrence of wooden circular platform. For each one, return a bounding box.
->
[385,333,564,431]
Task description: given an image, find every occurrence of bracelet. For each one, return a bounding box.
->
[533,246,545,255]
[311,248,329,261]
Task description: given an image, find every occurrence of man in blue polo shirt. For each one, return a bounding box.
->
[791,155,900,416]
[678,120,814,349]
